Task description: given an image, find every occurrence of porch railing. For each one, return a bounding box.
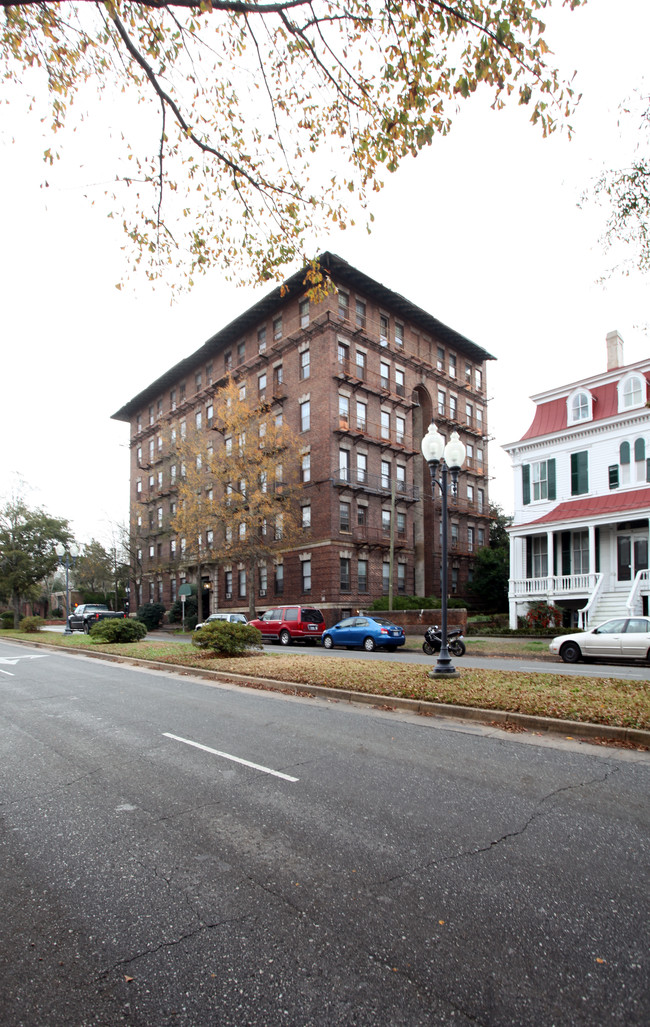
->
[626,568,650,614]
[509,572,601,599]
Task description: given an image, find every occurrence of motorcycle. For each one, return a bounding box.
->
[422,624,466,658]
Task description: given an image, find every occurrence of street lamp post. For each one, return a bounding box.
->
[421,423,466,678]
[55,543,79,633]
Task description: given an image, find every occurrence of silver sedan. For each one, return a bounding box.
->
[549,617,650,663]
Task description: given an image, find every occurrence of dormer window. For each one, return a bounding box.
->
[618,373,646,412]
[567,389,592,424]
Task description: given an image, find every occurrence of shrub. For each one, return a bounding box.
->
[192,621,263,656]
[1,611,15,629]
[51,607,64,619]
[525,601,563,631]
[89,618,147,643]
[19,616,45,633]
[136,602,166,630]
[168,595,198,624]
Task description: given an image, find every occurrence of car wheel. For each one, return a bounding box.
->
[323,635,334,649]
[363,636,376,652]
[83,623,90,635]
[279,629,292,646]
[560,641,582,664]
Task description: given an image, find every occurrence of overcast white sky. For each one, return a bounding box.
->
[1,0,648,548]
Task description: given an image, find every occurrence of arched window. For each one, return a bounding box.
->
[567,389,592,424]
[619,374,645,411]
[634,438,646,462]
[620,441,630,464]
[572,393,589,420]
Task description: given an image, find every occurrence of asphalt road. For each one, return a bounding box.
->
[1,638,648,1026]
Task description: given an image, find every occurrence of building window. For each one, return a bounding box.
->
[195,371,202,392]
[382,509,391,535]
[302,504,311,528]
[478,488,484,512]
[338,290,349,320]
[237,340,246,364]
[258,326,267,353]
[634,437,646,480]
[379,314,389,346]
[397,563,406,593]
[571,451,589,496]
[522,459,556,504]
[301,452,311,482]
[339,448,350,482]
[380,360,390,390]
[572,530,589,574]
[437,346,445,371]
[451,522,459,547]
[478,527,485,547]
[571,391,590,422]
[259,565,267,595]
[170,540,177,558]
[620,374,644,410]
[381,459,391,489]
[475,368,482,391]
[339,393,350,427]
[355,298,366,329]
[357,504,367,527]
[170,578,177,602]
[274,563,284,595]
[337,340,349,367]
[467,484,474,505]
[396,464,406,492]
[466,402,473,427]
[395,367,405,396]
[358,558,368,592]
[258,372,267,395]
[609,464,619,490]
[340,557,351,592]
[395,323,404,347]
[355,350,366,379]
[224,570,233,598]
[395,415,405,444]
[448,353,456,378]
[340,502,351,532]
[224,351,232,371]
[273,315,283,341]
[299,298,310,328]
[467,526,475,552]
[300,348,310,379]
[356,400,367,431]
[531,536,548,578]
[396,511,406,537]
[238,568,246,598]
[449,394,457,420]
[300,400,310,431]
[382,561,390,593]
[356,452,368,484]
[301,558,312,593]
[438,390,446,417]
[380,410,390,440]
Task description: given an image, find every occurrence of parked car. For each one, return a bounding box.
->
[322,615,405,652]
[194,613,248,631]
[67,604,125,634]
[248,606,325,645]
[549,617,650,663]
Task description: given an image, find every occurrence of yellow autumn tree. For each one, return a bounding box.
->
[1,1,582,289]
[170,376,303,617]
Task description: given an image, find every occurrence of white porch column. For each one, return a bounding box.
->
[588,524,596,577]
[509,533,523,629]
[546,531,554,595]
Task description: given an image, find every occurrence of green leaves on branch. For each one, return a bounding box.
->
[1,1,583,288]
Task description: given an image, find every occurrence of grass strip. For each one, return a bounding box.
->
[2,630,648,730]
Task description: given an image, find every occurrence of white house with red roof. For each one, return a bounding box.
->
[504,332,650,629]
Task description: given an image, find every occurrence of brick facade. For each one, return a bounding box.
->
[113,253,493,624]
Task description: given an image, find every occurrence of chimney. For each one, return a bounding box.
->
[606,330,624,370]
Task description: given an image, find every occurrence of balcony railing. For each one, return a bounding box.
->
[331,467,419,501]
[509,573,601,598]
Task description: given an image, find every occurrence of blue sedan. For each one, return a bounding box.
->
[322,616,405,652]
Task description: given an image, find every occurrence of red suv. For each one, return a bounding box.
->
[249,606,325,646]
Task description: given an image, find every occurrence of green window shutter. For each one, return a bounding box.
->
[609,465,619,489]
[620,441,630,465]
[547,458,556,501]
[561,532,571,575]
[571,452,588,496]
[522,464,530,505]
[634,438,646,462]
[525,536,532,578]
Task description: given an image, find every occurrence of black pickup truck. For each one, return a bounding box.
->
[67,604,125,634]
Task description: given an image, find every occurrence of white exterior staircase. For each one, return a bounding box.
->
[587,591,630,626]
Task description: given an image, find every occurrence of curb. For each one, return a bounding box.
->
[6,636,650,748]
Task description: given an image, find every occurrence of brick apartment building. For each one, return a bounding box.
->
[112,253,494,622]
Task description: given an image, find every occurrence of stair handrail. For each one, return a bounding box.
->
[578,572,604,629]
[626,568,650,614]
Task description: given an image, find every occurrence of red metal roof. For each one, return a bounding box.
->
[518,488,650,527]
[520,372,650,441]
